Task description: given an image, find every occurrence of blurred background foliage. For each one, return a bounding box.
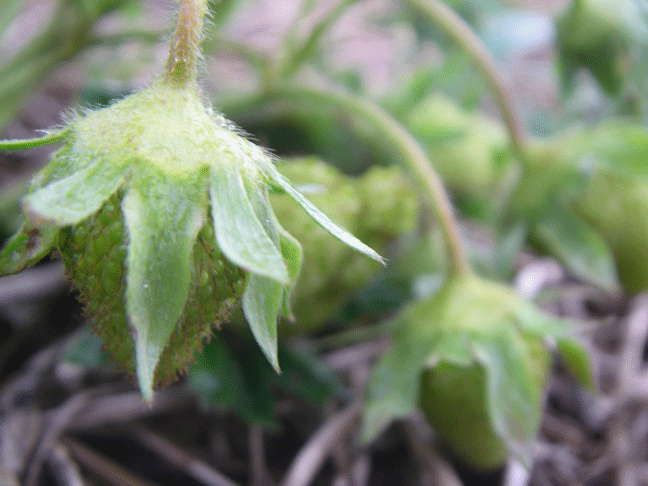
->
[1,0,648,479]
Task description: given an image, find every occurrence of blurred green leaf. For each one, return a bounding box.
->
[361,326,438,443]
[0,0,27,41]
[271,345,345,404]
[532,204,620,293]
[65,325,111,368]
[191,333,343,425]
[191,337,245,411]
[191,335,276,426]
[557,338,596,391]
[556,0,648,95]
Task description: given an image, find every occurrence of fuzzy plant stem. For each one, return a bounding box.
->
[268,85,471,277]
[164,0,209,87]
[406,0,529,160]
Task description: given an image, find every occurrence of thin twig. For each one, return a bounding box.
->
[280,402,362,486]
[62,436,161,486]
[401,417,464,486]
[131,425,242,486]
[25,393,93,486]
[46,444,86,486]
[249,423,275,486]
[68,387,194,431]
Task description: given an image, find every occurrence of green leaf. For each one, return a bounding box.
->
[190,335,277,426]
[0,130,68,151]
[23,156,129,226]
[493,223,526,282]
[361,325,439,443]
[0,0,25,36]
[533,205,620,293]
[122,166,206,402]
[515,309,572,339]
[473,331,542,468]
[242,273,283,372]
[210,164,289,284]
[64,325,110,368]
[271,344,344,405]
[0,224,58,275]
[557,338,595,390]
[265,164,385,266]
[278,227,302,319]
[190,336,247,410]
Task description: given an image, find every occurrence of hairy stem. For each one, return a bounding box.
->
[164,0,209,87]
[406,0,529,159]
[264,85,471,277]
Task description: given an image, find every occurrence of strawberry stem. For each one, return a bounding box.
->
[164,0,209,87]
[263,85,472,278]
[405,0,530,161]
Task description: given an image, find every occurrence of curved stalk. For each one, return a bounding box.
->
[0,130,68,151]
[405,0,529,160]
[280,0,355,77]
[262,85,471,277]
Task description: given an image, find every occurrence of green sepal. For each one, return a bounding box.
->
[361,323,439,444]
[278,227,302,319]
[23,156,129,226]
[515,308,595,390]
[271,344,345,405]
[0,223,59,275]
[122,165,207,402]
[210,164,289,284]
[265,163,385,266]
[237,178,296,369]
[242,273,283,372]
[246,178,302,320]
[0,129,68,151]
[473,330,542,469]
[532,204,620,294]
[429,329,473,367]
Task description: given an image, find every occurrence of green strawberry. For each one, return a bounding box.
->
[57,194,245,385]
[556,0,647,94]
[271,158,418,332]
[404,92,511,200]
[363,274,590,470]
[0,0,382,401]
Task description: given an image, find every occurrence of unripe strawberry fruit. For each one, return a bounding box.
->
[0,83,382,402]
[419,332,549,470]
[0,0,383,402]
[58,194,245,385]
[363,275,589,470]
[270,158,418,332]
